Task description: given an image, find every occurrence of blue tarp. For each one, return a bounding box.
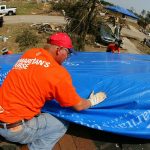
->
[0,52,150,139]
[105,5,139,19]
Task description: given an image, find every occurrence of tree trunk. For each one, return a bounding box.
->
[79,0,97,50]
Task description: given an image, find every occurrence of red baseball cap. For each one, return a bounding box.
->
[48,32,75,53]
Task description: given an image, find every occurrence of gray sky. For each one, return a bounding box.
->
[105,0,150,14]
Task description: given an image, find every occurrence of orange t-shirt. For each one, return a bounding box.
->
[0,48,81,123]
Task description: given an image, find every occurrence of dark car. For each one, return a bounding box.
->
[95,24,116,45]
[95,24,122,45]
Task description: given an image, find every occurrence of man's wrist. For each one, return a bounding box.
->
[89,98,93,106]
[88,98,98,106]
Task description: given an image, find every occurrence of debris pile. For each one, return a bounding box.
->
[30,23,65,34]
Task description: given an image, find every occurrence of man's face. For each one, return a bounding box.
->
[56,47,71,65]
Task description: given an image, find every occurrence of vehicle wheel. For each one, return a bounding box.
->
[8,11,13,16]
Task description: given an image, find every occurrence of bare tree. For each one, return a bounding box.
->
[65,0,102,50]
[138,10,150,29]
[141,9,146,17]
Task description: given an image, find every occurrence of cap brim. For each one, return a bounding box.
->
[68,48,76,54]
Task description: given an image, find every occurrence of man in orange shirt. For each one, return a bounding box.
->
[0,32,106,150]
[106,40,122,53]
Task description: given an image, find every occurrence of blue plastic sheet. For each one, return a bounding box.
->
[105,5,139,19]
[0,52,150,139]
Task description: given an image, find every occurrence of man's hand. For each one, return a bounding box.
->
[88,91,107,106]
[72,91,107,111]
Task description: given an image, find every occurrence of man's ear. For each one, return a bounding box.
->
[56,47,61,55]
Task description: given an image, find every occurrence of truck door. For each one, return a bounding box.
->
[0,5,7,14]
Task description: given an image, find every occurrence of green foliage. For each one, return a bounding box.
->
[138,18,146,29]
[16,2,41,15]
[15,29,39,51]
[138,16,150,29]
[100,0,114,6]
[51,0,78,12]
[138,10,150,29]
[64,0,103,50]
[52,1,71,12]
[69,33,85,51]
[65,1,88,32]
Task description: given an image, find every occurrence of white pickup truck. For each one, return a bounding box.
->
[0,5,16,16]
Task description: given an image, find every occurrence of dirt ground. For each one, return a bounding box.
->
[0,23,150,55]
[0,23,46,54]
[85,44,127,53]
[0,23,119,54]
[130,38,150,54]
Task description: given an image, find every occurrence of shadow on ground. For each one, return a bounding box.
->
[67,123,150,150]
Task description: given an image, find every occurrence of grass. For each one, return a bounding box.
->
[0,1,59,54]
[0,23,48,54]
[1,1,52,15]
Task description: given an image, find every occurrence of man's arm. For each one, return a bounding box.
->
[72,91,107,111]
[54,72,106,111]
[72,98,91,111]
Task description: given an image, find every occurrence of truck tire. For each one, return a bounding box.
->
[8,11,13,16]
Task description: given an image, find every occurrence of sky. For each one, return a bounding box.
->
[105,0,150,14]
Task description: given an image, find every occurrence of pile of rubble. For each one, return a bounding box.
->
[30,23,65,34]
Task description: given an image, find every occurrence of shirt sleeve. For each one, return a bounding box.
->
[53,73,81,107]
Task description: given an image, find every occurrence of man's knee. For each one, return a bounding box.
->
[43,113,69,133]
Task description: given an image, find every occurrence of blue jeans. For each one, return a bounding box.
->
[0,113,69,150]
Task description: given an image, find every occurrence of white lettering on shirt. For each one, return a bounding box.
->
[13,58,51,70]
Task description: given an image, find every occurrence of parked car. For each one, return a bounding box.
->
[0,5,16,16]
[95,24,116,45]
